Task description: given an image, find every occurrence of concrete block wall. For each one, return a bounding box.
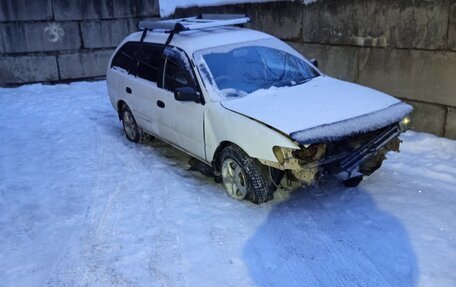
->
[1,0,455,139]
[0,0,159,85]
[175,0,456,139]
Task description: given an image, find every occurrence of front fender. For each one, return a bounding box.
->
[204,103,299,163]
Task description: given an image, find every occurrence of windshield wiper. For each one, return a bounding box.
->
[271,78,297,88]
[296,76,317,85]
[268,75,318,89]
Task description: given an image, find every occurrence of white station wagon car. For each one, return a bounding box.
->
[106,15,412,204]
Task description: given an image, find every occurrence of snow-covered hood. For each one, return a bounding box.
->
[221,76,413,144]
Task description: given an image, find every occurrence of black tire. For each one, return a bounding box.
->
[343,175,363,188]
[120,105,144,143]
[360,152,385,176]
[221,145,274,204]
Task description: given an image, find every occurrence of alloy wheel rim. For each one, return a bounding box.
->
[222,158,247,200]
[123,112,136,140]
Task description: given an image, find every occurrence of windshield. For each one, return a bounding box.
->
[194,38,319,98]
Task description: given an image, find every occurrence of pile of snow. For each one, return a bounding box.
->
[159,0,319,17]
[0,81,455,286]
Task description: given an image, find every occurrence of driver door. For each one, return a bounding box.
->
[155,48,206,161]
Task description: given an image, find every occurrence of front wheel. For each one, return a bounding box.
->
[343,175,363,188]
[221,145,275,204]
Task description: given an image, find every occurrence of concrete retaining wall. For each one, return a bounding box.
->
[1,0,455,139]
[175,0,456,139]
[0,0,159,85]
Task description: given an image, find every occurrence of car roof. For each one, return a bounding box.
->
[122,27,273,55]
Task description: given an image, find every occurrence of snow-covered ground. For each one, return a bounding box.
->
[0,81,455,287]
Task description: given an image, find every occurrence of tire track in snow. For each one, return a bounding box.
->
[47,124,140,286]
[46,122,109,286]
[135,141,189,287]
[145,182,188,287]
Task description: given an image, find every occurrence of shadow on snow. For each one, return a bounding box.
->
[243,181,418,287]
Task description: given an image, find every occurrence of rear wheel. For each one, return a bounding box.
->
[221,145,276,204]
[120,105,143,143]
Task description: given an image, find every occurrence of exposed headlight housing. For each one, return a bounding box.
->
[273,144,325,167]
[272,146,294,165]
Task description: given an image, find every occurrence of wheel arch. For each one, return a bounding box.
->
[211,140,236,172]
[205,104,299,168]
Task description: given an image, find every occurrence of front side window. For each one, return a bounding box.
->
[195,38,320,99]
[164,60,190,92]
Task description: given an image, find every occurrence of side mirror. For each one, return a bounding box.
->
[174,87,201,103]
[310,58,319,68]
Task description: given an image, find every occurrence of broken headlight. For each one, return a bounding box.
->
[273,144,325,166]
[292,145,319,160]
[272,146,296,165]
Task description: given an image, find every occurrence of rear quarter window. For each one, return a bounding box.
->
[112,41,164,84]
[111,42,140,72]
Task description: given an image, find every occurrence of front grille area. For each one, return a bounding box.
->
[319,124,400,175]
[324,125,392,158]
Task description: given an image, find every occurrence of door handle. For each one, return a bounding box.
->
[126,87,132,94]
[157,100,165,108]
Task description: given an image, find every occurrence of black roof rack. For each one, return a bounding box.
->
[138,14,251,33]
[137,14,250,52]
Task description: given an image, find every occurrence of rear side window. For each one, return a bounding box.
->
[136,45,164,82]
[111,42,139,72]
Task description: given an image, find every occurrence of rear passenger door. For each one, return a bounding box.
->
[124,43,164,135]
[109,42,139,113]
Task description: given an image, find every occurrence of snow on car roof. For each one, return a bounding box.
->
[123,27,272,54]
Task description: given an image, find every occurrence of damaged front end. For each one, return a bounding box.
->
[261,117,410,186]
[319,123,402,179]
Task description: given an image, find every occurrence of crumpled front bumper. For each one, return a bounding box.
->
[320,124,402,179]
